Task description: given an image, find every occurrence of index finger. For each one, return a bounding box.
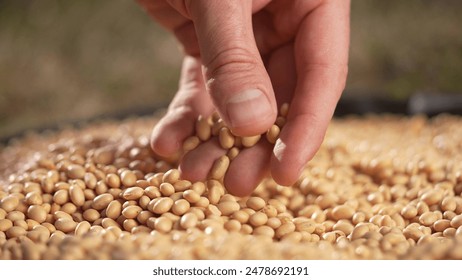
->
[271,0,350,186]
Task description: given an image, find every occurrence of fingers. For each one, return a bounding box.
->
[271,0,350,186]
[150,56,214,157]
[179,139,226,182]
[224,140,272,197]
[180,137,272,197]
[266,44,296,106]
[182,0,277,136]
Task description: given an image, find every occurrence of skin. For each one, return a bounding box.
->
[137,0,350,196]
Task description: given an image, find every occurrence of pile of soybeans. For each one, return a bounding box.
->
[1,111,462,260]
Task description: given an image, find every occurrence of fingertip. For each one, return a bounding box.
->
[150,122,180,158]
[268,140,297,186]
[150,120,184,157]
[179,139,226,182]
[150,109,196,158]
[270,158,302,187]
[224,141,271,197]
[269,120,322,187]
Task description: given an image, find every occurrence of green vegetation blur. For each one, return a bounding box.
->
[0,0,461,138]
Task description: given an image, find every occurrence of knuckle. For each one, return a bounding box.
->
[203,46,261,80]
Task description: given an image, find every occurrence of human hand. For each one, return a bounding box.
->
[137,0,350,196]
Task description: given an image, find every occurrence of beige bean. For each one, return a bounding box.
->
[421,190,443,206]
[172,199,190,216]
[53,189,69,205]
[106,173,121,188]
[433,219,451,232]
[419,212,437,226]
[27,226,50,243]
[195,115,211,141]
[211,117,225,135]
[136,210,154,224]
[6,210,25,222]
[456,226,462,237]
[153,217,173,233]
[208,155,230,180]
[6,226,27,238]
[332,205,355,220]
[27,205,47,224]
[443,210,457,220]
[206,180,224,205]
[92,193,114,210]
[120,170,137,187]
[144,186,161,199]
[54,218,77,233]
[173,180,192,192]
[183,136,201,152]
[441,197,457,212]
[416,201,429,215]
[67,164,85,179]
[159,183,175,197]
[14,219,28,230]
[180,213,198,229]
[253,225,275,238]
[451,215,462,228]
[205,204,222,217]
[333,220,354,235]
[53,210,72,221]
[232,210,250,224]
[163,169,181,184]
[246,197,266,211]
[352,212,366,225]
[403,227,424,241]
[226,147,240,160]
[249,212,268,227]
[0,219,13,232]
[217,201,240,216]
[83,208,100,222]
[122,187,144,200]
[240,224,253,235]
[266,125,280,144]
[195,197,210,208]
[61,202,77,214]
[139,195,151,210]
[224,219,241,232]
[122,205,142,219]
[275,222,296,239]
[349,224,370,240]
[183,190,201,204]
[218,127,235,149]
[241,135,261,148]
[24,192,43,206]
[401,205,418,219]
[152,197,174,214]
[1,195,19,212]
[101,218,120,229]
[191,181,206,196]
[26,219,39,230]
[75,221,91,236]
[69,185,85,207]
[105,200,122,220]
[121,219,137,232]
[443,227,456,237]
[268,199,286,213]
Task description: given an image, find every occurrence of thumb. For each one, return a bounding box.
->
[187,0,277,136]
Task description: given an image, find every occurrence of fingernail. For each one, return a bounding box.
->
[225,89,272,128]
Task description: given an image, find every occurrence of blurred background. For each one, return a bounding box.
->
[1,0,461,139]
